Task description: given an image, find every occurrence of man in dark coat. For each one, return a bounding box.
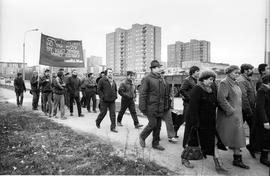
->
[96,68,118,132]
[117,71,143,129]
[237,64,256,158]
[14,72,26,107]
[253,74,270,167]
[139,60,171,151]
[66,69,84,117]
[30,71,40,110]
[39,69,53,116]
[83,73,97,113]
[256,63,269,91]
[179,66,200,123]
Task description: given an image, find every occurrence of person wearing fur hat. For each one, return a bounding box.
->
[252,74,270,167]
[181,69,229,174]
[216,65,249,169]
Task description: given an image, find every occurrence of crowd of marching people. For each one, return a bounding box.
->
[13,60,270,174]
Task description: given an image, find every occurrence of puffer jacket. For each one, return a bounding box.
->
[139,72,171,116]
[118,78,136,99]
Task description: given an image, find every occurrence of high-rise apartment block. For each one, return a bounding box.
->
[167,39,210,67]
[106,24,161,75]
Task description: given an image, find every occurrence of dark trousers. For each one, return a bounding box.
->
[86,91,97,111]
[243,112,254,146]
[42,92,52,115]
[140,114,162,147]
[32,91,40,109]
[117,98,139,126]
[64,90,70,109]
[15,91,24,106]
[80,90,86,107]
[96,100,116,130]
[69,96,82,116]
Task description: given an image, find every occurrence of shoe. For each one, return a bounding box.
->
[217,141,228,151]
[135,124,143,129]
[182,158,194,169]
[152,145,165,151]
[44,112,48,116]
[32,108,38,110]
[246,144,256,158]
[175,135,179,138]
[139,136,145,148]
[117,122,123,126]
[61,116,67,120]
[93,110,97,113]
[233,154,250,169]
[70,113,73,116]
[88,110,91,113]
[213,157,230,175]
[168,137,178,143]
[48,114,52,118]
[111,129,118,133]
[79,114,84,117]
[260,151,270,167]
[96,122,100,129]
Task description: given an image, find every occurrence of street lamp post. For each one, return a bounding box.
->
[23,28,39,80]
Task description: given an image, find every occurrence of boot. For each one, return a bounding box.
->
[181,158,194,169]
[233,154,250,169]
[260,151,270,167]
[213,157,230,175]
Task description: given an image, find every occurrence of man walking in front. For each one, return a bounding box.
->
[14,72,26,108]
[139,60,170,151]
[30,71,40,110]
[117,71,143,129]
[96,68,118,133]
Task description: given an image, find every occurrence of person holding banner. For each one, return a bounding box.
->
[66,69,84,117]
[39,69,53,117]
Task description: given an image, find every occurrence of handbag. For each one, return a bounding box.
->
[181,127,204,160]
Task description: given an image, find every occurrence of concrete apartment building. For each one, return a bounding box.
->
[167,39,210,68]
[106,24,161,75]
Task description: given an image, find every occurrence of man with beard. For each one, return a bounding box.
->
[96,68,118,132]
[237,63,256,158]
[14,72,26,108]
[30,71,40,110]
[66,69,84,117]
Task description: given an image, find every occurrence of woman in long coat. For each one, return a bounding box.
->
[182,70,228,174]
[216,65,249,169]
[252,74,270,167]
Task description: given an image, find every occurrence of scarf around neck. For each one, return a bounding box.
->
[198,81,212,93]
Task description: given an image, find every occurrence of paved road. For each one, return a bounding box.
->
[0,87,269,175]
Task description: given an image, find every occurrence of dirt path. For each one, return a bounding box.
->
[0,87,268,175]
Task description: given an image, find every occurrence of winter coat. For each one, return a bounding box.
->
[52,77,65,95]
[252,84,270,151]
[180,76,197,104]
[237,74,256,116]
[118,78,136,100]
[39,75,52,93]
[83,77,97,93]
[30,75,39,92]
[216,76,246,148]
[97,77,117,102]
[14,77,26,94]
[183,84,217,156]
[66,75,82,97]
[139,72,171,116]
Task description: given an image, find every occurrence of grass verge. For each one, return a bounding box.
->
[0,102,171,175]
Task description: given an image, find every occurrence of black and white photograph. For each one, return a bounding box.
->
[0,0,270,175]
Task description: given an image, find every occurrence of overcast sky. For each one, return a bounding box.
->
[0,0,268,67]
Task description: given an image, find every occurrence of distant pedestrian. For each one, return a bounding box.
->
[96,68,118,132]
[139,60,170,151]
[252,74,270,167]
[236,64,256,158]
[217,65,249,169]
[179,66,200,139]
[117,71,143,129]
[84,73,97,113]
[80,73,87,108]
[181,70,229,175]
[39,69,53,117]
[14,72,26,108]
[96,71,105,111]
[52,71,66,119]
[63,72,71,109]
[66,69,84,117]
[30,71,40,110]
[256,63,269,91]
